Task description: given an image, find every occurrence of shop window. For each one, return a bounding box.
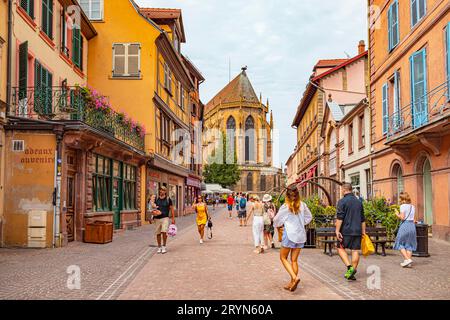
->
[93,155,111,211]
[123,164,137,210]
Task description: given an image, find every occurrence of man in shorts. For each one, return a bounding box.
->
[154,186,175,254]
[227,193,235,219]
[238,193,248,227]
[335,183,366,280]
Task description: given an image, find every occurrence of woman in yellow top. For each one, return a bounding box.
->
[193,195,209,244]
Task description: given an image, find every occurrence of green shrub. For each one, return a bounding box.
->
[363,197,400,239]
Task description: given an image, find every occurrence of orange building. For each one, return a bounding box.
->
[2,0,146,248]
[368,0,450,240]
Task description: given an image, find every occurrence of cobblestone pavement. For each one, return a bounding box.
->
[2,205,450,300]
[0,212,198,300]
[119,207,342,300]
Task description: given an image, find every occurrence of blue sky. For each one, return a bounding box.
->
[137,0,368,168]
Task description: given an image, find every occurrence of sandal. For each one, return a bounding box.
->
[284,280,294,291]
[289,278,301,292]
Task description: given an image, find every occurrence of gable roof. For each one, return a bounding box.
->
[139,8,186,42]
[313,59,348,70]
[205,69,260,114]
[292,51,368,127]
[328,101,345,122]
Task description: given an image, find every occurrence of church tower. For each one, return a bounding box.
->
[203,68,283,195]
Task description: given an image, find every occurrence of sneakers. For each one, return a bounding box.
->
[344,266,357,280]
[400,259,412,267]
[161,246,167,254]
[200,239,203,244]
[157,247,162,254]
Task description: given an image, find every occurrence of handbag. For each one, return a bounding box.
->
[361,234,375,257]
[145,211,153,222]
[167,224,177,237]
[394,205,412,237]
[207,218,213,239]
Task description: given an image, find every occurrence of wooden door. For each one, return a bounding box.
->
[66,150,77,242]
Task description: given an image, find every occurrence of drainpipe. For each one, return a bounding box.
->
[53,126,64,247]
[367,0,374,199]
[6,0,13,113]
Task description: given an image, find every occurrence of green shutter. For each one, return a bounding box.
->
[72,28,81,68]
[41,0,53,38]
[19,42,28,100]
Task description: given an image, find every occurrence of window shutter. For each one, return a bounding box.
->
[80,35,84,70]
[42,0,48,36]
[393,71,401,129]
[61,9,66,52]
[411,0,418,26]
[447,23,450,99]
[72,28,81,68]
[388,5,392,50]
[30,0,34,18]
[19,42,28,100]
[410,49,428,128]
[382,83,389,134]
[127,44,140,77]
[113,44,125,76]
[49,0,53,38]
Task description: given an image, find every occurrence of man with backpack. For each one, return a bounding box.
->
[238,193,248,227]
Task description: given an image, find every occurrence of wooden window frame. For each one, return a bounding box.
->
[388,0,400,52]
[79,0,104,21]
[348,122,354,155]
[112,43,141,78]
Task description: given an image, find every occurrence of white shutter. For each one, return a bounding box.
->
[113,44,125,76]
[127,44,140,77]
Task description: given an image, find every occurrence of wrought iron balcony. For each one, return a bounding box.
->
[10,86,145,151]
[386,80,450,143]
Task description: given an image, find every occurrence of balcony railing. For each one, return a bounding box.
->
[386,80,450,142]
[10,86,145,151]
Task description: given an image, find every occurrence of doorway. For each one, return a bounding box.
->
[423,159,433,225]
[112,160,123,229]
[66,150,77,242]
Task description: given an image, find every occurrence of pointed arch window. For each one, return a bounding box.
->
[247,172,253,191]
[226,116,236,163]
[245,116,255,162]
[260,174,266,192]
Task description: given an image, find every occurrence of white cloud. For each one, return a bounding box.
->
[136,0,367,167]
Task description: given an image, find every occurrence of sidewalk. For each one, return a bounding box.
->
[0,213,197,300]
[119,207,342,300]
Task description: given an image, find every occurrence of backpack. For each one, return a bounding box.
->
[239,197,247,209]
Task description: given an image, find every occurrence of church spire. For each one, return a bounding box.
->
[270,110,274,129]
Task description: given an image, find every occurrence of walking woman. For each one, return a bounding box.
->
[273,185,312,292]
[262,194,276,249]
[393,192,417,267]
[193,195,209,244]
[246,195,265,254]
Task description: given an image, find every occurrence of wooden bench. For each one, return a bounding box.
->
[366,227,392,256]
[316,227,337,257]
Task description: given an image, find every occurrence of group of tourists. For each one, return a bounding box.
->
[147,182,418,292]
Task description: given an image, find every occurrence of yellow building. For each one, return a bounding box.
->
[0,0,8,245]
[86,1,200,217]
[203,68,283,195]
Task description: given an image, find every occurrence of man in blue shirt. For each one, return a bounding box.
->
[335,183,366,280]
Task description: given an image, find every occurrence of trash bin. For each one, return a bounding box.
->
[84,221,113,244]
[304,227,316,248]
[413,223,430,257]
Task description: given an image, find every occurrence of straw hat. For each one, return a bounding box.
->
[262,194,272,202]
[253,195,260,201]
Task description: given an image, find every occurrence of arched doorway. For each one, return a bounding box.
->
[245,116,255,162]
[247,172,253,191]
[391,163,404,203]
[423,159,433,225]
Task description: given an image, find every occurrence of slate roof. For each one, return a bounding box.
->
[205,69,260,113]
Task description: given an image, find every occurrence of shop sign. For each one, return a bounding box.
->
[186,177,201,188]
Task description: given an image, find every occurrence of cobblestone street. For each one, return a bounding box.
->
[1,206,449,300]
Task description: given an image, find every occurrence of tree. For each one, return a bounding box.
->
[203,131,241,188]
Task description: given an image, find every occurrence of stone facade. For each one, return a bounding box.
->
[203,68,283,195]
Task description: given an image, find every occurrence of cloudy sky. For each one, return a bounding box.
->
[137,0,368,168]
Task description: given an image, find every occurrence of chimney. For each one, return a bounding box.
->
[358,40,366,54]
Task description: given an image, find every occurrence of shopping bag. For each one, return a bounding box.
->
[361,234,375,257]
[167,224,177,237]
